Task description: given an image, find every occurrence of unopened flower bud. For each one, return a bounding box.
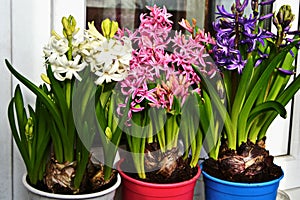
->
[273,15,279,29]
[105,127,112,142]
[25,117,34,141]
[51,30,61,40]
[69,16,76,32]
[276,5,294,31]
[101,18,119,39]
[251,0,258,15]
[62,17,70,37]
[62,15,77,38]
[192,18,197,27]
[274,5,295,46]
[216,80,225,101]
[41,73,51,84]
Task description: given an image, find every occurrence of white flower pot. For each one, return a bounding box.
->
[22,173,121,200]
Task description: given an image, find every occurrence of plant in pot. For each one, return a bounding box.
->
[115,5,216,200]
[179,0,300,199]
[5,15,132,199]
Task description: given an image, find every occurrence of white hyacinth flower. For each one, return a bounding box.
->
[92,37,132,85]
[79,25,133,85]
[44,20,133,85]
[43,31,88,82]
[86,21,106,41]
[51,54,86,81]
[43,36,69,64]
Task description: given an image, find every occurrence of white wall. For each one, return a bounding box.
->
[0,0,12,199]
[0,0,85,199]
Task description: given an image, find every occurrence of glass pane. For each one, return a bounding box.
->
[86,0,207,31]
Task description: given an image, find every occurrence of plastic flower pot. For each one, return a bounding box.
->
[202,168,284,200]
[117,159,201,200]
[22,173,121,200]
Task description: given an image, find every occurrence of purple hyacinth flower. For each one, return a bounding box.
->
[277,68,295,75]
[259,13,274,21]
[216,5,235,18]
[236,0,249,13]
[259,0,276,6]
[289,49,295,57]
[212,0,279,73]
[227,53,247,73]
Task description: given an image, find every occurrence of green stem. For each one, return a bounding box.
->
[158,129,166,152]
[131,136,146,179]
[190,128,202,167]
[67,36,73,60]
[139,136,146,179]
[166,114,174,150]
[248,119,262,143]
[28,142,32,160]
[209,120,221,160]
[181,122,189,160]
[108,92,114,129]
[66,80,72,109]
[155,109,166,152]
[172,115,179,148]
[148,120,153,144]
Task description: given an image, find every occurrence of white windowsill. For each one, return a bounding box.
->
[285,188,300,200]
[274,156,300,191]
[274,156,300,199]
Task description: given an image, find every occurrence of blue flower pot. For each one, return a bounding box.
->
[202,168,283,200]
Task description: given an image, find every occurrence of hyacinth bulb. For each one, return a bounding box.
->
[144,143,179,178]
[44,158,78,194]
[44,157,116,194]
[144,142,162,170]
[218,140,274,181]
[157,148,179,177]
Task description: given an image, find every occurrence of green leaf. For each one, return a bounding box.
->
[74,127,90,189]
[95,100,107,131]
[259,73,300,137]
[30,101,51,184]
[46,66,74,161]
[8,98,30,169]
[237,40,299,145]
[111,95,131,145]
[267,47,298,100]
[277,74,300,105]
[13,85,28,151]
[181,93,202,165]
[231,55,254,124]
[192,64,235,149]
[150,108,166,152]
[248,101,287,124]
[46,66,68,126]
[5,59,65,136]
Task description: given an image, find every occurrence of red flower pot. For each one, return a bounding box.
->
[117,159,201,200]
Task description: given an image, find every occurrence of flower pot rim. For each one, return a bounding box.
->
[22,173,121,199]
[117,158,201,188]
[201,164,284,187]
